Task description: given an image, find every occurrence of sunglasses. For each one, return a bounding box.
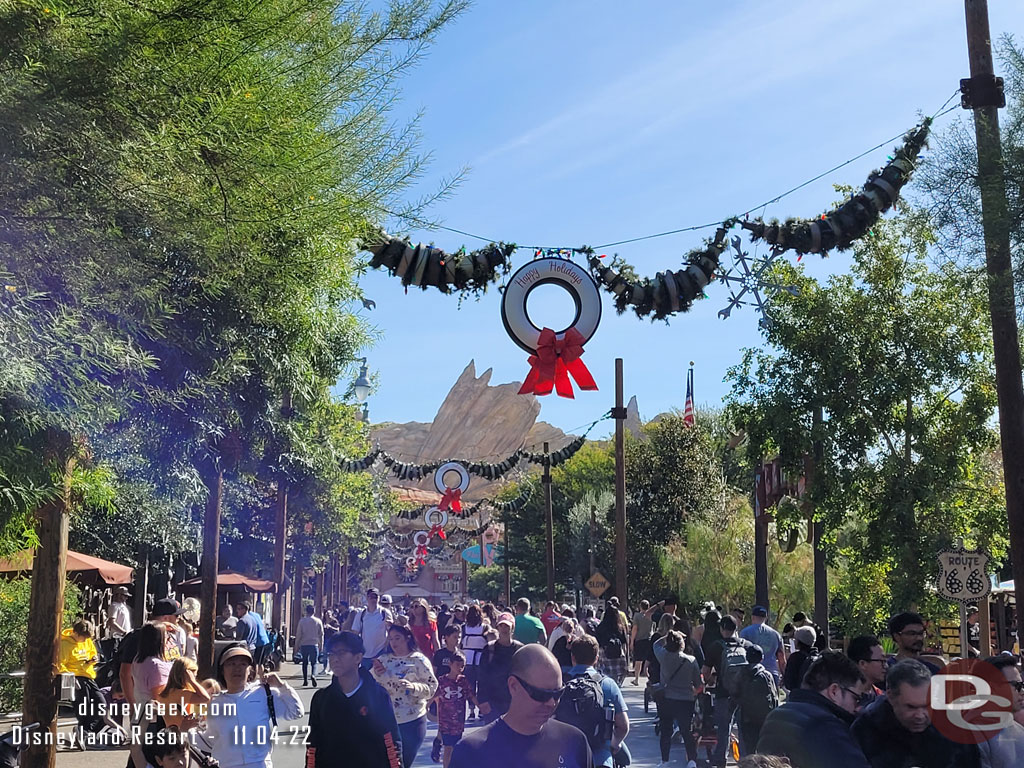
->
[840,686,872,706]
[1010,681,1024,693]
[511,675,565,703]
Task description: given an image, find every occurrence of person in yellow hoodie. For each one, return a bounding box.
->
[59,619,104,735]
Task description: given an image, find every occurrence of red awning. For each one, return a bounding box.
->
[0,549,133,585]
[177,569,277,594]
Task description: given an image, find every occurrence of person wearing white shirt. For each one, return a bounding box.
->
[295,605,325,686]
[351,589,394,668]
[106,586,133,640]
[202,645,304,768]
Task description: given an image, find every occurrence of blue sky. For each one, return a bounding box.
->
[349,1,1023,440]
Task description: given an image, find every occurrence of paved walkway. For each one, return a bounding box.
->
[47,663,733,768]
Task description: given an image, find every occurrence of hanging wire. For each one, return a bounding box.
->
[381,94,963,255]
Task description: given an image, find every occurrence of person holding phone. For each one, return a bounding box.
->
[370,625,437,768]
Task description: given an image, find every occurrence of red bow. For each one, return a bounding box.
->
[439,487,462,513]
[518,327,598,399]
[428,523,447,541]
[415,544,428,566]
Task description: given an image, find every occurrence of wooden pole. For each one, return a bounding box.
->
[21,440,75,768]
[197,459,222,679]
[461,557,468,601]
[754,464,770,611]
[964,0,1024,611]
[340,549,348,603]
[959,603,971,659]
[325,555,335,610]
[809,406,828,645]
[979,597,992,657]
[271,392,291,634]
[503,521,511,606]
[543,442,555,601]
[290,561,304,637]
[614,358,628,606]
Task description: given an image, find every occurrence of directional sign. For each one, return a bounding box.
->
[585,571,610,598]
[937,549,991,603]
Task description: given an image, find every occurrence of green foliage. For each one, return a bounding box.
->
[625,415,728,598]
[0,577,80,712]
[468,565,509,604]
[661,494,814,622]
[726,205,1003,622]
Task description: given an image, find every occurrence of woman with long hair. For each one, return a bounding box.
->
[371,625,438,768]
[652,629,704,766]
[202,644,302,768]
[132,623,172,706]
[155,657,211,730]
[407,598,440,658]
[460,604,487,721]
[595,599,630,685]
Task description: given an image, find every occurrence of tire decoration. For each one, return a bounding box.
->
[502,258,601,399]
[365,234,516,296]
[412,531,431,548]
[740,119,931,256]
[435,461,470,512]
[424,507,449,529]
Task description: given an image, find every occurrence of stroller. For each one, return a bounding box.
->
[0,723,39,768]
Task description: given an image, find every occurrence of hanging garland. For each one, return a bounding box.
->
[520,435,587,467]
[342,448,380,473]
[740,119,931,256]
[365,233,516,296]
[491,484,534,513]
[586,226,733,320]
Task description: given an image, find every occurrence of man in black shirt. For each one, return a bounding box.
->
[450,644,591,768]
[477,613,524,722]
[306,631,402,768]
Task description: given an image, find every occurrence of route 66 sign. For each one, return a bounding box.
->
[937,549,991,603]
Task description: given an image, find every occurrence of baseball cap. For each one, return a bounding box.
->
[608,597,620,607]
[496,612,515,627]
[366,587,380,596]
[379,594,393,605]
[752,605,768,617]
[113,586,131,596]
[151,598,182,617]
[794,626,817,647]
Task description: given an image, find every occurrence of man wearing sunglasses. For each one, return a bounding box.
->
[757,651,872,767]
[977,654,1024,767]
[450,644,592,768]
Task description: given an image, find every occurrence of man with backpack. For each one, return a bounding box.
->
[735,645,779,755]
[555,635,629,768]
[701,614,752,768]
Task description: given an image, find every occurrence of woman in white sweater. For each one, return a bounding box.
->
[201,645,303,768]
[371,624,438,768]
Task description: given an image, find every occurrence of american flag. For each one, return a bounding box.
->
[683,365,695,426]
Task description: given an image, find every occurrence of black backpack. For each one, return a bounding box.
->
[719,638,752,697]
[554,670,608,752]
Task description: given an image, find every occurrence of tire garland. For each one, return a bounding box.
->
[740,119,931,256]
[586,226,733,320]
[364,233,516,295]
[491,484,534,513]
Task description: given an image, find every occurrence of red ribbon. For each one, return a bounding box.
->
[439,487,462,513]
[518,327,598,399]
[415,544,428,566]
[428,523,447,541]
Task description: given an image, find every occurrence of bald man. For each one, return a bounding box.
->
[449,644,592,768]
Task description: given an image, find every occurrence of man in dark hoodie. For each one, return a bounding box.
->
[851,659,979,768]
[306,631,402,768]
[757,650,871,768]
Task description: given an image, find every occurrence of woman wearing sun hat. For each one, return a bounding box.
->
[201,644,303,768]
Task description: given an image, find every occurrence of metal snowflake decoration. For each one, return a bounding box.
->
[717,236,800,329]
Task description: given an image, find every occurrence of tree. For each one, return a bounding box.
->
[726,205,1006,627]
[624,415,729,599]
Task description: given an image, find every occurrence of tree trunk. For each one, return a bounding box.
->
[197,459,222,678]
[21,436,76,768]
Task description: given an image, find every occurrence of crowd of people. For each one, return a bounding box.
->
[52,585,1024,768]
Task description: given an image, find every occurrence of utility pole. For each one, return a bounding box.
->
[503,521,511,606]
[613,358,628,606]
[543,442,555,601]
[808,406,828,644]
[271,392,291,634]
[754,464,770,611]
[964,0,1024,605]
